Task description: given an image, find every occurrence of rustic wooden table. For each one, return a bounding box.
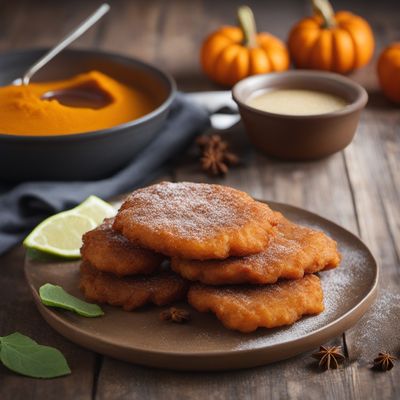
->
[0,0,399,399]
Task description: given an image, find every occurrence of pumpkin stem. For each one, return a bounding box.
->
[311,0,336,29]
[237,5,257,48]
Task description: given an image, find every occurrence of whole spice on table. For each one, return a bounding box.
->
[312,345,345,370]
[160,307,191,323]
[197,134,239,176]
[373,352,396,371]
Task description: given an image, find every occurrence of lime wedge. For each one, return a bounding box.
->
[23,196,116,258]
[72,195,115,225]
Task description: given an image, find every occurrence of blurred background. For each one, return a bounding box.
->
[2,0,399,91]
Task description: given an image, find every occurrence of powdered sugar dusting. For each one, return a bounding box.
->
[172,216,340,285]
[118,181,275,239]
[347,291,400,362]
[172,244,374,353]
[234,244,375,350]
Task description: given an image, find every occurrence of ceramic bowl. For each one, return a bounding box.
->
[0,48,176,181]
[232,71,368,160]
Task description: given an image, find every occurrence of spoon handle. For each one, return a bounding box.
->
[22,3,110,85]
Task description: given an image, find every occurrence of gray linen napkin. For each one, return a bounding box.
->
[0,93,210,255]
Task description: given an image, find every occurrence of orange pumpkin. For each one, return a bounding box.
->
[201,6,289,87]
[288,0,374,74]
[378,43,400,103]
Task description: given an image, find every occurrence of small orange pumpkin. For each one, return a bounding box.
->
[201,6,289,87]
[378,43,400,103]
[288,0,374,74]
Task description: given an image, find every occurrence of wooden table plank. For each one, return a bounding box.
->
[97,347,360,400]
[100,0,165,63]
[9,0,101,50]
[339,62,400,399]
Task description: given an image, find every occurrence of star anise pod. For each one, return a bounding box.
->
[201,148,228,175]
[160,307,191,323]
[312,345,345,370]
[197,134,239,176]
[373,352,396,371]
[197,134,226,151]
[196,134,213,148]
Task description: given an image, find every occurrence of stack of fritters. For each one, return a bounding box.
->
[80,182,341,333]
[80,218,189,310]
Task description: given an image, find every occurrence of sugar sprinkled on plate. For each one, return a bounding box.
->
[346,291,400,363]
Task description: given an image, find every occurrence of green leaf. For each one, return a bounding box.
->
[0,332,71,378]
[39,283,104,317]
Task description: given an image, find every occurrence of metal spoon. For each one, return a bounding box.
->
[13,3,110,86]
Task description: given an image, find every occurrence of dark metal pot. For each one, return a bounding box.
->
[0,48,176,181]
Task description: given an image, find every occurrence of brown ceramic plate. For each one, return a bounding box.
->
[24,201,378,371]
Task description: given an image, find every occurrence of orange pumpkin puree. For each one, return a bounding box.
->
[0,70,156,135]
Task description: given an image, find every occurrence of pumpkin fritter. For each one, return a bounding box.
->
[79,262,189,311]
[113,182,279,260]
[172,214,340,285]
[188,274,324,333]
[81,218,164,277]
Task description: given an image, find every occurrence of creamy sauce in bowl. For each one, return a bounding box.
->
[247,89,348,116]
